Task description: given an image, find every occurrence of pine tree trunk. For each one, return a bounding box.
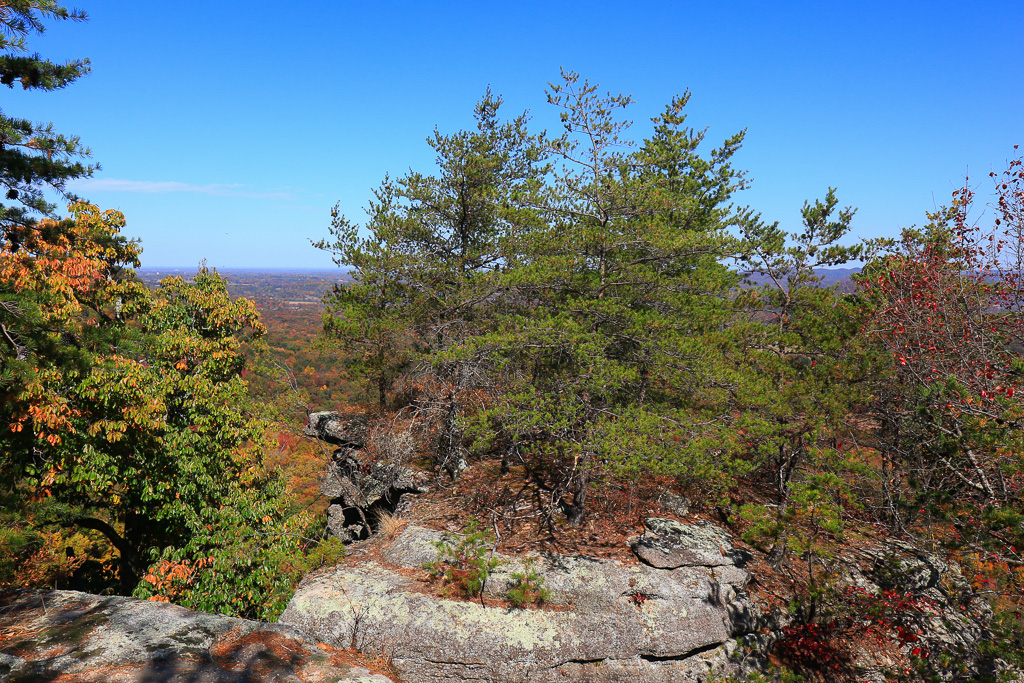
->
[565,454,590,526]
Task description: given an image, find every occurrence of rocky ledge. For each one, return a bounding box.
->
[2,517,1005,682]
[279,521,758,682]
[0,589,394,682]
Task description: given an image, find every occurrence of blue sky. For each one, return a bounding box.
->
[13,0,1023,268]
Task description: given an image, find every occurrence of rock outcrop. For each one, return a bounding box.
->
[4,522,1009,683]
[280,522,759,682]
[0,589,394,682]
[305,411,430,541]
[841,542,1003,682]
[304,411,370,449]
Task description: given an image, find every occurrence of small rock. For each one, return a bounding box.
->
[657,490,690,517]
[319,450,430,542]
[630,518,742,569]
[326,504,367,543]
[381,525,445,567]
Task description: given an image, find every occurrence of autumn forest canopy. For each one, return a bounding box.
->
[2,3,1024,680]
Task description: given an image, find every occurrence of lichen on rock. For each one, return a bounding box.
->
[280,524,758,682]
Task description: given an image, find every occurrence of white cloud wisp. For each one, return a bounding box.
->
[69,178,292,200]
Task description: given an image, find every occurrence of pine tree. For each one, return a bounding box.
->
[316,90,545,471]
[0,0,94,238]
[1,0,98,388]
[736,190,869,504]
[477,71,751,524]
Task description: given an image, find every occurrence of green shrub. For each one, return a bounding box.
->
[505,558,550,608]
[133,483,345,621]
[424,519,501,600]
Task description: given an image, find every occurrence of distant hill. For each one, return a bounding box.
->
[137,268,351,303]
[137,267,861,301]
[740,267,861,292]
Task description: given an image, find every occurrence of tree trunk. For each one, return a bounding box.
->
[67,516,141,594]
[564,454,590,526]
[377,372,387,410]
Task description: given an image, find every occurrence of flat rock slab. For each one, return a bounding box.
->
[280,525,754,682]
[0,589,394,683]
[630,517,744,570]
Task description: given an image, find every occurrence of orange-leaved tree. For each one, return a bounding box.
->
[0,201,288,595]
[0,3,326,609]
[1,201,148,588]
